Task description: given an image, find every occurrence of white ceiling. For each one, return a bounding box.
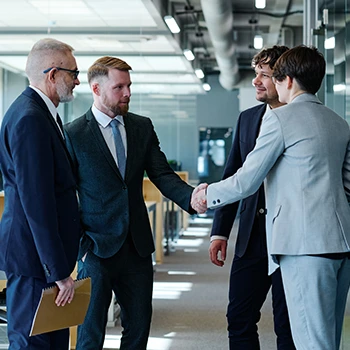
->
[0,0,205,95]
[0,0,306,94]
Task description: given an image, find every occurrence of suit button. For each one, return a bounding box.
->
[122,186,127,190]
[257,208,267,216]
[217,199,221,204]
[213,200,216,205]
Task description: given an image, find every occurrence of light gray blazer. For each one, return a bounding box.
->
[207,93,350,274]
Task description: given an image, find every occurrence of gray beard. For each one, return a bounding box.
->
[57,83,74,103]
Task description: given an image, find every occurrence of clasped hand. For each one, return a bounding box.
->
[191,183,208,214]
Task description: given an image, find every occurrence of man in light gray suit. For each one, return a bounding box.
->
[193,46,350,350]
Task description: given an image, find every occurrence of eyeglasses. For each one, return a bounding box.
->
[43,67,80,80]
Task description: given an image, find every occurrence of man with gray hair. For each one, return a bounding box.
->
[0,38,81,349]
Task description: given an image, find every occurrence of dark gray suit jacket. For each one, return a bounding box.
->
[65,108,195,259]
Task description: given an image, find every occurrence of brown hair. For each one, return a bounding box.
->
[88,56,132,84]
[272,45,325,94]
[252,45,289,70]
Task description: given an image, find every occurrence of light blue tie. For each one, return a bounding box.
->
[110,119,126,178]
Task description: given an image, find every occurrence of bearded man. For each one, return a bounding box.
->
[64,56,206,350]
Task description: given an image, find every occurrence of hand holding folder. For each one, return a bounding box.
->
[30,277,91,336]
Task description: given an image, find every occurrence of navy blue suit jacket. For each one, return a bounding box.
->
[64,109,195,259]
[0,87,80,283]
[211,104,266,257]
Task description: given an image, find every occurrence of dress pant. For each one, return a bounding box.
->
[76,237,154,350]
[6,273,69,350]
[279,255,350,350]
[227,257,295,350]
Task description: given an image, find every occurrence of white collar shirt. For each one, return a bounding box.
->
[29,85,63,137]
[91,104,127,166]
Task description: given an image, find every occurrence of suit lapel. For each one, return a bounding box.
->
[85,109,124,181]
[23,87,75,169]
[123,113,136,181]
[252,104,266,140]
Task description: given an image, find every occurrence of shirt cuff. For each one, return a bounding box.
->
[210,235,228,243]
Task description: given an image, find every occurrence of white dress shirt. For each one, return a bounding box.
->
[29,85,63,136]
[91,104,127,167]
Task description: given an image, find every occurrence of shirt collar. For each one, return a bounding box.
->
[92,104,125,128]
[29,85,57,119]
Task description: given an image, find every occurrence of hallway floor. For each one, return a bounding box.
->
[2,215,350,349]
[104,216,279,349]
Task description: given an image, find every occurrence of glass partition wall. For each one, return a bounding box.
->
[321,0,350,122]
[321,2,350,347]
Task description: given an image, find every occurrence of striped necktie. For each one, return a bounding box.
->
[110,119,126,178]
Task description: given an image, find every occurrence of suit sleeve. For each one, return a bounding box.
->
[144,119,195,214]
[343,139,350,201]
[64,127,78,179]
[207,111,284,209]
[210,114,243,239]
[10,115,70,282]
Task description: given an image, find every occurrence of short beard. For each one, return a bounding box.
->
[256,93,279,106]
[59,94,74,103]
[111,103,129,116]
[57,82,74,103]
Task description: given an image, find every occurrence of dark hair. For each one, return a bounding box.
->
[252,45,290,70]
[272,45,325,94]
[88,56,132,84]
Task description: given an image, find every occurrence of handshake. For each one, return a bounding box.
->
[191,183,208,214]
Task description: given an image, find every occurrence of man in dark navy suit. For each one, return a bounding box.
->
[209,46,295,349]
[0,38,81,349]
[65,56,206,350]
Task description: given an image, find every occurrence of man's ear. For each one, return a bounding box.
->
[286,75,293,89]
[47,68,57,82]
[91,82,100,96]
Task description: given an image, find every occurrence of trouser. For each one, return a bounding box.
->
[6,273,69,350]
[279,255,350,350]
[227,256,295,349]
[76,238,154,350]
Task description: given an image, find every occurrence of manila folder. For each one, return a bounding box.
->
[30,277,91,336]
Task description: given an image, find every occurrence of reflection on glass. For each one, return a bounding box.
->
[197,127,233,184]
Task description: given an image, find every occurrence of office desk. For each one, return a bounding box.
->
[143,172,190,261]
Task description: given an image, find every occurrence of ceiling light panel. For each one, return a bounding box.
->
[0,55,192,75]
[163,15,180,34]
[128,36,176,53]
[74,83,204,95]
[0,0,157,28]
[130,73,198,84]
[72,72,200,85]
[0,34,177,55]
[84,0,157,27]
[0,1,204,94]
[30,0,92,15]
[143,56,189,72]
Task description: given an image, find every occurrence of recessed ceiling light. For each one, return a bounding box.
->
[164,15,180,34]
